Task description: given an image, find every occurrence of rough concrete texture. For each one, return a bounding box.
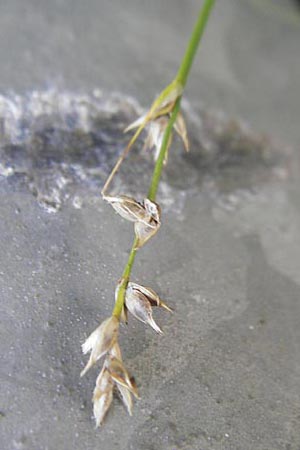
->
[1,1,300,450]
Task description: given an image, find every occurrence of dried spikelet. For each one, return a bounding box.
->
[104,195,161,249]
[103,195,146,223]
[134,199,161,249]
[125,283,164,334]
[92,367,114,427]
[109,343,134,415]
[143,116,173,164]
[107,356,139,399]
[81,316,119,377]
[128,282,172,312]
[124,79,183,135]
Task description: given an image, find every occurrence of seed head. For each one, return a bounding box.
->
[129,282,173,312]
[134,199,161,249]
[107,355,139,399]
[102,195,146,223]
[143,116,173,164]
[103,195,161,249]
[125,282,172,333]
[81,316,119,377]
[92,367,114,427]
[124,81,189,166]
[124,79,183,136]
[108,343,136,414]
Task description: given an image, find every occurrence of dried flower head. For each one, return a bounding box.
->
[100,80,184,197]
[93,366,114,427]
[134,199,161,248]
[143,116,173,165]
[81,316,119,377]
[109,343,135,415]
[124,79,183,138]
[103,195,161,249]
[139,111,189,165]
[129,282,173,312]
[107,356,139,399]
[125,282,172,333]
[92,343,138,426]
[126,101,189,165]
[102,195,146,222]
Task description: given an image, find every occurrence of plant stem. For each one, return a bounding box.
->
[148,99,181,201]
[113,236,138,318]
[112,101,180,319]
[112,0,215,320]
[176,0,216,88]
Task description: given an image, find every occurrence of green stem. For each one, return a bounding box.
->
[112,236,138,318]
[176,0,216,88]
[112,100,180,318]
[148,99,181,201]
[112,0,215,320]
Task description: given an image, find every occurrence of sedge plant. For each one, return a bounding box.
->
[81,0,216,427]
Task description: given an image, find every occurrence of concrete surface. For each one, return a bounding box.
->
[0,1,300,449]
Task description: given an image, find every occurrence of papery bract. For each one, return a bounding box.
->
[92,367,114,427]
[81,316,119,377]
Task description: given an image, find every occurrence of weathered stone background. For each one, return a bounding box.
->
[1,1,300,449]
